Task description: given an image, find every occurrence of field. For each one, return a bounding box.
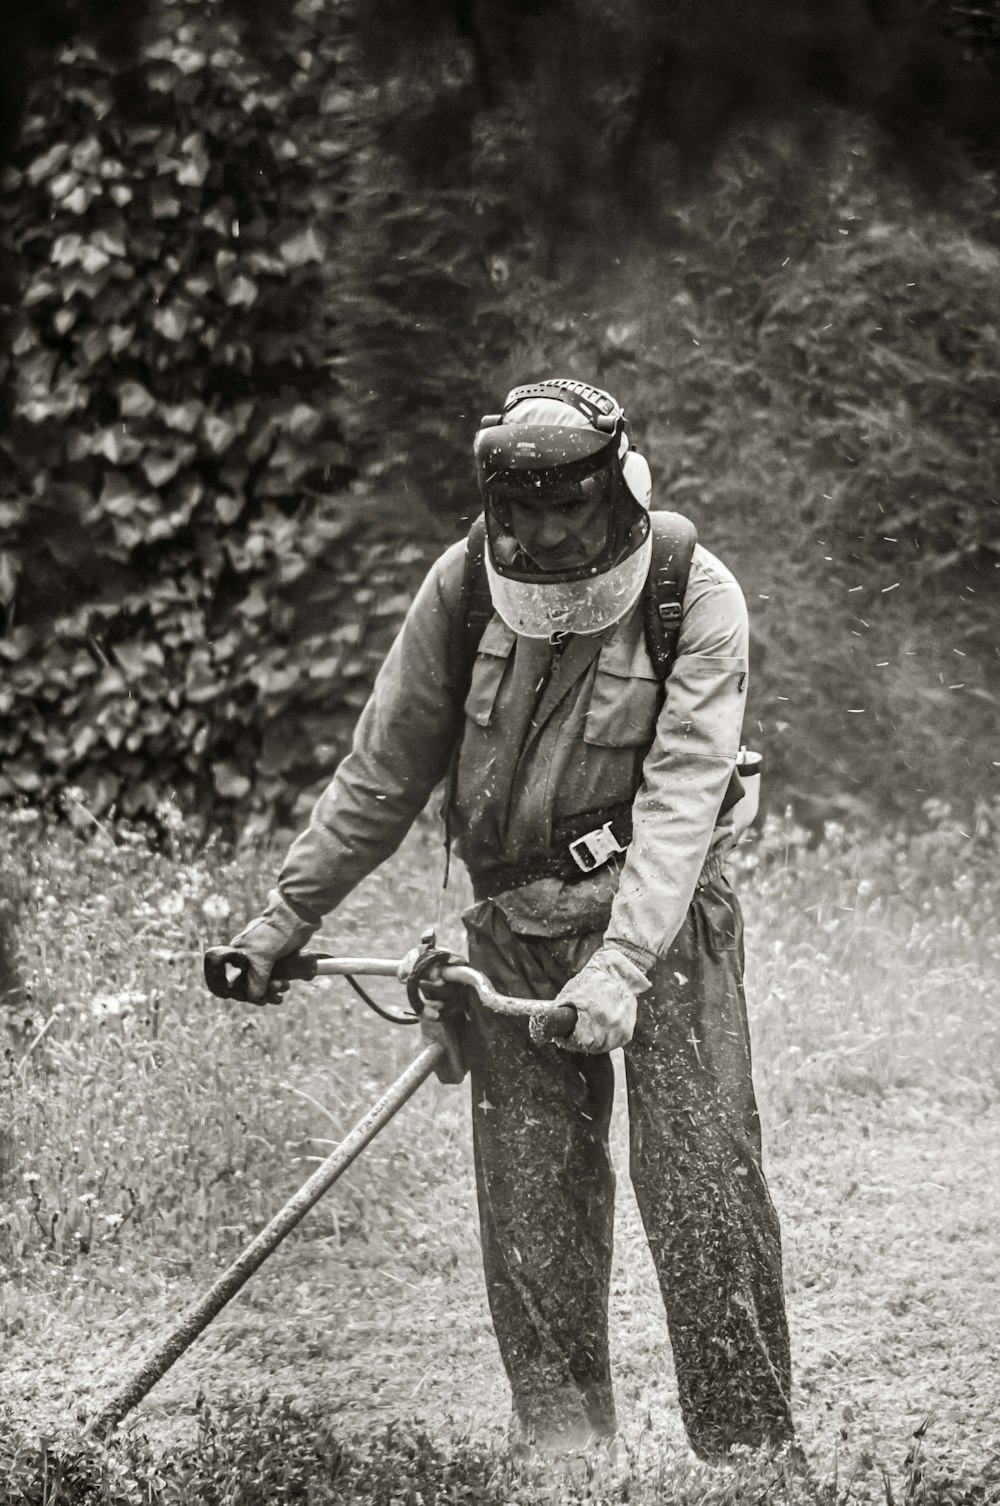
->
[2,799,999,1504]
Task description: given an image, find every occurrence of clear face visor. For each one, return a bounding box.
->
[484,533,653,640]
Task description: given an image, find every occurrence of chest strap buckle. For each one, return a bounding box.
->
[569,822,628,873]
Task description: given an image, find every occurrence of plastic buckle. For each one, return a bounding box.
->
[568,822,627,874]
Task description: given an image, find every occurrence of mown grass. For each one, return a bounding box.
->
[1,795,999,1504]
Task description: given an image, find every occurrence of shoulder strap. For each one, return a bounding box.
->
[642,512,745,821]
[446,513,492,703]
[442,513,491,887]
[642,510,698,681]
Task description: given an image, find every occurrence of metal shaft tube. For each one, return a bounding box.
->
[87,1042,445,1438]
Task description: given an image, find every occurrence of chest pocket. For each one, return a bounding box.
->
[584,635,663,748]
[464,617,516,727]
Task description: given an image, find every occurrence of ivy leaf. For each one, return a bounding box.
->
[212,760,250,799]
[119,381,157,418]
[63,184,99,215]
[24,277,58,307]
[215,494,244,524]
[49,169,80,200]
[0,552,18,607]
[279,227,325,268]
[153,305,190,341]
[173,47,208,76]
[52,233,85,267]
[26,142,72,185]
[150,182,182,219]
[92,227,127,259]
[108,325,136,355]
[143,445,195,488]
[162,400,203,434]
[319,85,354,116]
[203,414,237,454]
[89,427,143,465]
[283,403,323,438]
[98,473,145,518]
[226,274,258,307]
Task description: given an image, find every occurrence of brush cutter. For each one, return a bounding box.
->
[85,931,575,1440]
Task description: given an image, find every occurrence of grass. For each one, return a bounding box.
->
[1,794,999,1504]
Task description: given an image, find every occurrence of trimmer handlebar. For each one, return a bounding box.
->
[203,948,399,997]
[203,947,576,1041]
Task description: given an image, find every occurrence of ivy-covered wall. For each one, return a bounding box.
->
[0,0,454,829]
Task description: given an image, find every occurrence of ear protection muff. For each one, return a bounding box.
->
[621,449,651,510]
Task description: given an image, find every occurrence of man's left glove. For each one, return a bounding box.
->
[226,889,318,1004]
[550,946,651,1054]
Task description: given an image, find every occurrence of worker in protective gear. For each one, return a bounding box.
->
[222,379,793,1464]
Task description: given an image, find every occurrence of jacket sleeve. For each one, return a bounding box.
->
[605,553,749,967]
[275,541,467,920]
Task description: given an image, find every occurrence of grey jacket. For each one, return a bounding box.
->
[276,534,749,970]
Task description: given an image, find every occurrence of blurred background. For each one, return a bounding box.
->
[1,0,999,836]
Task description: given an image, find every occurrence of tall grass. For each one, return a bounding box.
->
[0,799,476,1278]
[1,796,998,1504]
[738,802,1000,1115]
[2,796,998,1272]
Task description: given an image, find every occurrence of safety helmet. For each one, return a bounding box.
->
[473,379,653,639]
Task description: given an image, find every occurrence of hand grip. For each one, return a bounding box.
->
[533,1004,577,1041]
[203,947,329,1000]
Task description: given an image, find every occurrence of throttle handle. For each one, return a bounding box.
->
[203,947,331,1000]
[534,1004,577,1041]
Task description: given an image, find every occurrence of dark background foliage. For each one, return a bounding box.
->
[1,0,998,832]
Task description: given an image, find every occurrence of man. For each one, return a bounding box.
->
[218,379,793,1463]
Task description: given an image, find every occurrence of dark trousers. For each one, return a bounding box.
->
[461,877,793,1460]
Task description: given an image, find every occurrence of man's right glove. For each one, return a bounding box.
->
[226,889,318,1004]
[548,945,651,1054]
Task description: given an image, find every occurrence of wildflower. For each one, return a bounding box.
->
[91,991,146,1019]
[857,879,875,899]
[156,799,185,833]
[201,894,231,922]
[157,892,184,917]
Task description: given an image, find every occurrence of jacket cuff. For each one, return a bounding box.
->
[605,937,658,974]
[268,888,322,930]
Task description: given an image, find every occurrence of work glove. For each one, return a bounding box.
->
[549,945,651,1054]
[226,889,318,1005]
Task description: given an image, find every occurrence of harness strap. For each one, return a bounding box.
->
[470,801,634,900]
